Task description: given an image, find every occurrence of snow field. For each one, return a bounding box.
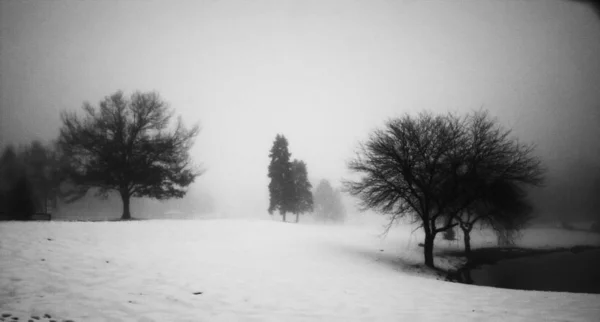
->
[1,218,599,321]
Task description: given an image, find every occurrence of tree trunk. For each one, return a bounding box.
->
[121,193,131,220]
[461,266,474,284]
[423,232,436,268]
[295,213,299,223]
[282,212,286,222]
[463,228,472,258]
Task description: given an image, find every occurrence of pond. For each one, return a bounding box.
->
[469,249,600,294]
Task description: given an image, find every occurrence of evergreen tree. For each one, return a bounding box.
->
[313,179,346,223]
[267,134,294,221]
[290,159,313,223]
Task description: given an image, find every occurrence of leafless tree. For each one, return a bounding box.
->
[345,110,544,268]
[58,90,202,220]
[345,112,468,267]
[456,180,534,255]
[446,111,544,256]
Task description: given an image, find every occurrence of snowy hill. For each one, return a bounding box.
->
[1,219,599,321]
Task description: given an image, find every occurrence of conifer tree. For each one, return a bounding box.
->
[267,134,294,221]
[290,159,313,223]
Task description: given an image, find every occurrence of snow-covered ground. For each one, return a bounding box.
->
[1,217,599,322]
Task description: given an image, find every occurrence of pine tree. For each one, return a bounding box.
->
[313,179,345,223]
[290,159,313,223]
[267,134,294,221]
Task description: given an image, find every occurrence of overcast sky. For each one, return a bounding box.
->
[1,0,599,218]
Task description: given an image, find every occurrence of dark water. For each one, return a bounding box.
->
[470,250,600,294]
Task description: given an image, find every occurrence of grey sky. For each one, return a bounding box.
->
[1,0,599,217]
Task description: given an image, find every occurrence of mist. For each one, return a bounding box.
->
[1,0,599,222]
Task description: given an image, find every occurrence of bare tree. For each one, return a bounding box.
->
[345,110,544,268]
[345,112,468,268]
[448,111,543,255]
[58,90,202,220]
[456,180,534,255]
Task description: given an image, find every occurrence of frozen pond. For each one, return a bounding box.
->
[470,249,600,294]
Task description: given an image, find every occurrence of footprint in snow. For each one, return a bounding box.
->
[0,313,65,322]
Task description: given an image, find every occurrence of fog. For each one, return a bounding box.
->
[1,0,599,221]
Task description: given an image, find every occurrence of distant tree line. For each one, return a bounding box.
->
[0,141,65,219]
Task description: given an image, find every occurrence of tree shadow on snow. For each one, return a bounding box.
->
[334,244,455,281]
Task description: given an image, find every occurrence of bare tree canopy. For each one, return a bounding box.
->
[457,179,535,254]
[345,110,545,268]
[58,90,202,220]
